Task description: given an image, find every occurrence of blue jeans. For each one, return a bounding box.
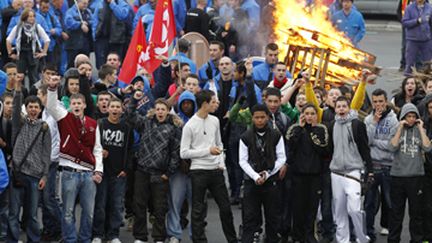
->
[0,186,9,240]
[226,142,243,199]
[42,162,62,235]
[7,173,41,243]
[61,170,97,243]
[167,171,192,240]
[364,165,392,240]
[93,175,126,240]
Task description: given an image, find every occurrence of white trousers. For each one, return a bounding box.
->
[331,170,369,243]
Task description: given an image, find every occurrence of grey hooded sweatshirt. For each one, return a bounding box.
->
[330,110,365,172]
[389,103,432,177]
[364,109,399,167]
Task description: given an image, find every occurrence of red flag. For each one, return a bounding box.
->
[142,0,176,73]
[118,17,147,84]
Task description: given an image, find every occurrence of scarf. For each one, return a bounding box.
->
[23,22,35,39]
[246,124,277,172]
[273,77,288,89]
[335,109,358,124]
[15,21,41,55]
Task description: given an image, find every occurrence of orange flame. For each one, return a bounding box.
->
[272,0,376,85]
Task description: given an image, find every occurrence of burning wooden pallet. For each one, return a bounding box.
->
[282,27,381,87]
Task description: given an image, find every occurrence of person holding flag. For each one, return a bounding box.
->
[119,0,176,84]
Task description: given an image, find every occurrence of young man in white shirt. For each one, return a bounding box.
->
[180,90,237,243]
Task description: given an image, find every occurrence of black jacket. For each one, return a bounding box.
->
[322,106,336,126]
[422,95,432,176]
[240,125,282,179]
[286,123,328,175]
[0,115,12,163]
[185,8,210,40]
[95,0,129,44]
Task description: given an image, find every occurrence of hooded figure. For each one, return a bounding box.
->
[390,103,432,176]
[177,90,197,123]
[123,76,155,116]
[387,103,432,243]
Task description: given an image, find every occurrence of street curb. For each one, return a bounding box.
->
[366,23,401,31]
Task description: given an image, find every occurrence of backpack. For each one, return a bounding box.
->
[328,118,372,172]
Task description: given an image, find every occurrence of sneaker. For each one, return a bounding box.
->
[109,238,122,243]
[133,240,148,243]
[380,228,389,235]
[127,216,134,231]
[253,232,261,243]
[169,237,180,243]
[149,214,156,225]
[91,238,102,243]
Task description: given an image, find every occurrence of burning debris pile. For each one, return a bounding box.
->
[272,0,380,87]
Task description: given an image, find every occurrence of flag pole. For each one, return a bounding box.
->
[73,0,84,23]
[176,37,182,87]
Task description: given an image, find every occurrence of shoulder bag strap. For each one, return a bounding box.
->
[14,122,47,171]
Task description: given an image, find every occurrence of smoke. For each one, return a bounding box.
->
[216,1,273,59]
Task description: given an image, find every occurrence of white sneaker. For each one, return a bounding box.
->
[109,238,122,243]
[380,228,389,235]
[169,237,180,243]
[133,240,148,243]
[155,241,164,243]
[91,238,102,243]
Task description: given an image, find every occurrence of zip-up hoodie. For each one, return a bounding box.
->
[330,110,365,172]
[364,109,399,166]
[389,103,432,177]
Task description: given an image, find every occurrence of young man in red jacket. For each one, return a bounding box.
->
[46,75,103,243]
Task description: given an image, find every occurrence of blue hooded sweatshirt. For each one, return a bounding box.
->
[177,90,197,123]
